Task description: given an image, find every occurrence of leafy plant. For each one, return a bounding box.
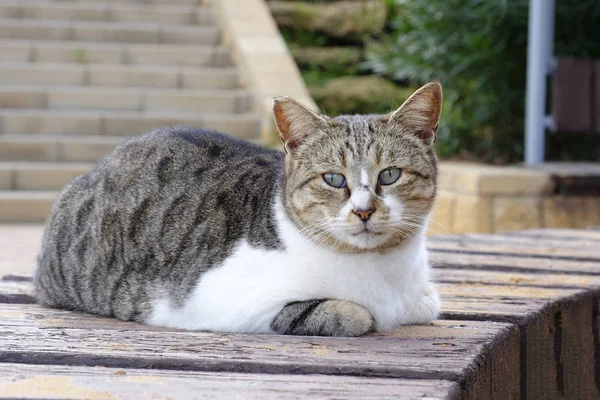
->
[368,0,600,163]
[310,76,416,116]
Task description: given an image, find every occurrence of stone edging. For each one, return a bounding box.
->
[209,0,318,146]
[432,162,600,234]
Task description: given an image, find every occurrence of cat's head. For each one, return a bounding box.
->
[274,82,441,253]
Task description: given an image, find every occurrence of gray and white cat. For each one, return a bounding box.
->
[35,82,443,337]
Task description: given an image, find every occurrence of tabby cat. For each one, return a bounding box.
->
[35,82,443,337]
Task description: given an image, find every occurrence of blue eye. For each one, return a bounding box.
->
[378,168,402,185]
[323,173,347,188]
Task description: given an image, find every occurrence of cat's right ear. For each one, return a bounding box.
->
[273,96,325,153]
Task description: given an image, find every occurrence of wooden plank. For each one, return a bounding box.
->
[430,234,600,399]
[519,291,596,399]
[0,299,524,398]
[435,268,600,291]
[430,239,600,261]
[429,230,600,265]
[1,280,574,327]
[430,252,600,275]
[1,282,564,327]
[0,303,189,332]
[431,232,600,249]
[438,284,599,399]
[0,277,586,399]
[498,229,600,241]
[0,285,578,400]
[552,58,592,133]
[433,233,600,400]
[0,317,519,400]
[0,363,461,400]
[1,272,596,398]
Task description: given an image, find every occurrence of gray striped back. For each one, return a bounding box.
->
[35,127,283,322]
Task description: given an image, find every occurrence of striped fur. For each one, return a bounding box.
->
[271,299,375,336]
[35,127,283,322]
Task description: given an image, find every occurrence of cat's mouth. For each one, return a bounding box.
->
[350,227,383,236]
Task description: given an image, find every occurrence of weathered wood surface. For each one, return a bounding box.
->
[2,229,600,399]
[430,230,600,400]
[0,363,461,400]
[431,252,600,275]
[430,234,600,261]
[0,302,518,399]
[498,228,600,240]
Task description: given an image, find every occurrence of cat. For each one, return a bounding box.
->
[34,82,443,337]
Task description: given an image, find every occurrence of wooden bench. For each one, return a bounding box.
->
[2,229,600,399]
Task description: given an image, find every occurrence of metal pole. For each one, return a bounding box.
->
[524,0,555,165]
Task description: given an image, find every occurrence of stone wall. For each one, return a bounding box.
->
[429,162,600,235]
[208,0,317,144]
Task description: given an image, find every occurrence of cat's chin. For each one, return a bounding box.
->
[334,229,392,251]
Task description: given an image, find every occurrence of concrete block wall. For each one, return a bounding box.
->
[430,162,600,234]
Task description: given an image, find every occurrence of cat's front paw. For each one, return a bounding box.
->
[321,300,376,337]
[271,299,375,337]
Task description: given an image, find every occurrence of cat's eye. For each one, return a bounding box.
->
[323,173,347,188]
[378,167,402,185]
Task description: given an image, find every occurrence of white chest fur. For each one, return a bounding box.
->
[148,200,438,333]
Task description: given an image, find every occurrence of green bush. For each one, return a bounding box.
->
[310,76,416,116]
[292,47,362,76]
[368,0,600,163]
[270,1,387,43]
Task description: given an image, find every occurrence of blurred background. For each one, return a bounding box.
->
[0,0,599,275]
[273,0,600,163]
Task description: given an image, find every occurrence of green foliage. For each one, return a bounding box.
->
[292,47,362,84]
[281,28,329,47]
[272,1,387,44]
[310,76,416,116]
[368,0,600,163]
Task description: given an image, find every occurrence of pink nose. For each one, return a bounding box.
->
[353,208,374,222]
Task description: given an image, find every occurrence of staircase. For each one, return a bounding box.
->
[0,0,262,223]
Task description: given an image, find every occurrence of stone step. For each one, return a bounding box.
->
[0,85,251,113]
[0,109,261,138]
[0,63,239,90]
[0,133,264,163]
[0,135,124,162]
[0,39,231,66]
[0,161,93,191]
[0,18,220,45]
[0,190,56,223]
[0,1,213,25]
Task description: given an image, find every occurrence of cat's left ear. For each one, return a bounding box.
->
[273,96,326,153]
[387,81,442,146]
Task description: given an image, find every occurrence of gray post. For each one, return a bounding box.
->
[524,0,555,165]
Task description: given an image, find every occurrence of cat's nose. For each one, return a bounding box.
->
[353,208,374,222]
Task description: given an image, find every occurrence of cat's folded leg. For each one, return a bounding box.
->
[407,284,441,324]
[270,299,375,337]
